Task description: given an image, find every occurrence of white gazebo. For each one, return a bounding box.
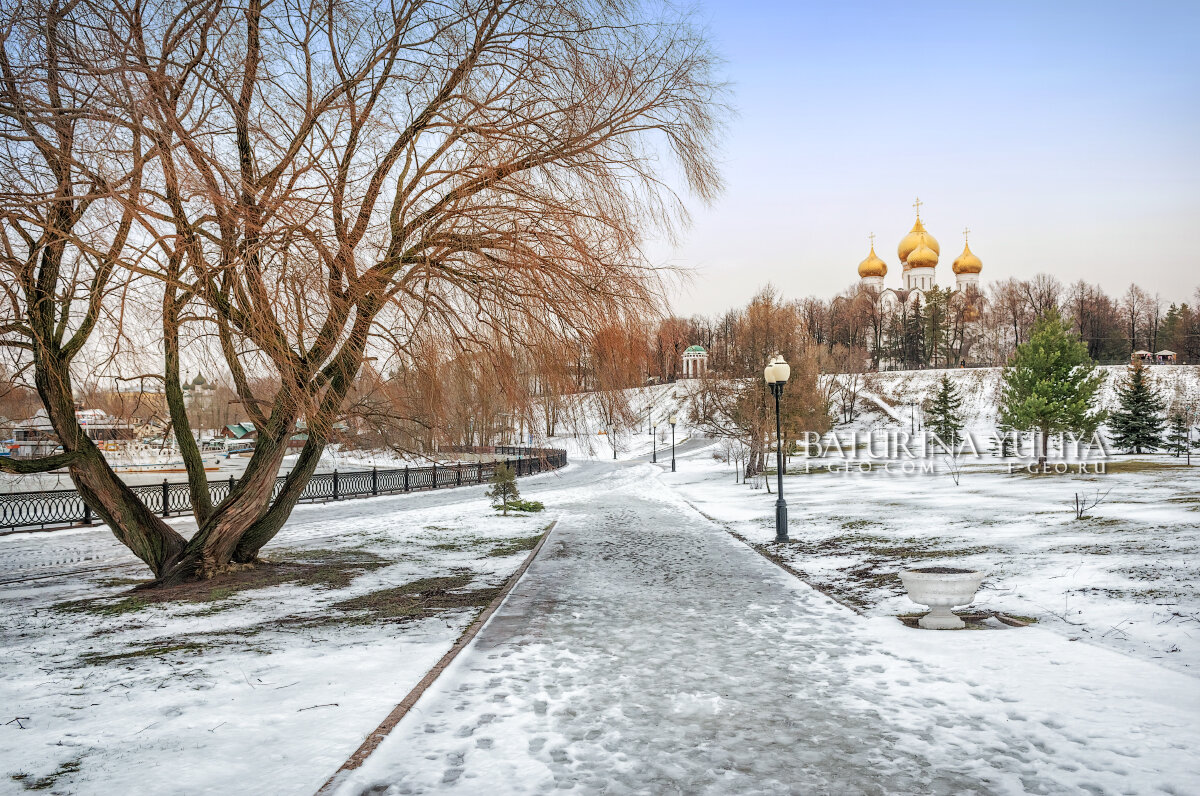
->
[682,345,708,378]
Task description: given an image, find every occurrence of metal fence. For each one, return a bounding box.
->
[0,445,567,532]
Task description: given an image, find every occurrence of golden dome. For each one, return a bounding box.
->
[953,242,982,274]
[907,237,939,269]
[857,245,887,278]
[898,218,940,264]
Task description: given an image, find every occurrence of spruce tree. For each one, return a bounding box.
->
[487,462,520,515]
[904,297,925,368]
[1108,360,1165,454]
[1164,407,1193,459]
[926,374,965,451]
[999,310,1106,465]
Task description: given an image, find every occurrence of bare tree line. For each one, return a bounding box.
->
[644,277,1199,379]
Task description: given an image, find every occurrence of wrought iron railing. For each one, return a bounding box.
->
[0,447,568,532]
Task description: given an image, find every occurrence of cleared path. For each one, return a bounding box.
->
[336,462,1200,795]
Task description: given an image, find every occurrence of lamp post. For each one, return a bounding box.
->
[608,423,617,460]
[668,414,677,472]
[765,354,791,542]
[652,424,658,463]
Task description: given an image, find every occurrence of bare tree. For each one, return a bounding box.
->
[1122,284,1151,353]
[1021,274,1063,320]
[1,0,726,584]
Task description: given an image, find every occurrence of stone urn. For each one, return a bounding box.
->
[899,567,986,630]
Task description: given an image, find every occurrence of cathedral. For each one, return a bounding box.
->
[833,199,986,367]
[853,198,983,310]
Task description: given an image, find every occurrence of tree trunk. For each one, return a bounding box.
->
[35,348,187,577]
[155,412,298,583]
[163,287,214,525]
[232,435,327,562]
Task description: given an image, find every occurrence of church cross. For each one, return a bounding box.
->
[868,232,876,248]
[912,196,923,218]
[962,226,971,244]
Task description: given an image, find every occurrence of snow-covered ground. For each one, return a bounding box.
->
[0,465,580,794]
[335,452,1200,795]
[838,364,1200,440]
[673,444,1200,676]
[7,374,1200,794]
[545,381,698,462]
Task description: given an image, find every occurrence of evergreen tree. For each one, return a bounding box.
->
[990,419,1017,458]
[487,462,520,515]
[1108,360,1165,454]
[999,310,1106,465]
[926,374,965,450]
[903,296,925,368]
[1164,406,1193,458]
[922,288,948,367]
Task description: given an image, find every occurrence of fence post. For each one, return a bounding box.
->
[404,466,409,492]
[82,500,91,525]
[456,464,462,486]
[432,462,437,489]
[372,466,378,496]
[333,470,339,501]
[161,479,170,517]
[228,475,235,495]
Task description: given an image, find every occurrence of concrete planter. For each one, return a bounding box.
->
[899,567,986,630]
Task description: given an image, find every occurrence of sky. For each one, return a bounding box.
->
[658,0,1200,316]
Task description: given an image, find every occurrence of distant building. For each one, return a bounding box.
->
[682,345,709,378]
[4,408,134,457]
[834,197,986,367]
[222,422,258,440]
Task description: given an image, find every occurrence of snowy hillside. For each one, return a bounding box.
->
[543,382,700,461]
[833,365,1200,440]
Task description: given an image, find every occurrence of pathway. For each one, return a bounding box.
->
[334,461,1200,795]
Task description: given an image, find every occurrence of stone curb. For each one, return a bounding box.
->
[315,520,558,795]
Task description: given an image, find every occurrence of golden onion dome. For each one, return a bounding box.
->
[907,237,939,268]
[953,242,982,274]
[898,218,940,264]
[857,245,887,278]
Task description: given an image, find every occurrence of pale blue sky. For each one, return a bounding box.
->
[661,0,1200,314]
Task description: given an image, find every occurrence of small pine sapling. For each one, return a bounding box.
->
[487,463,520,516]
[1164,406,1194,459]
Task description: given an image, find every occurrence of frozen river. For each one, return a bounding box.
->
[0,450,494,495]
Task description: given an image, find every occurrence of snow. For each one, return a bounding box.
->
[0,466,576,794]
[6,378,1200,793]
[674,447,1200,676]
[335,456,1200,794]
[544,381,698,462]
[836,365,1200,440]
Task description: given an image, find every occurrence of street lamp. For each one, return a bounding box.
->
[652,424,658,463]
[608,423,617,460]
[764,354,790,542]
[668,414,678,472]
